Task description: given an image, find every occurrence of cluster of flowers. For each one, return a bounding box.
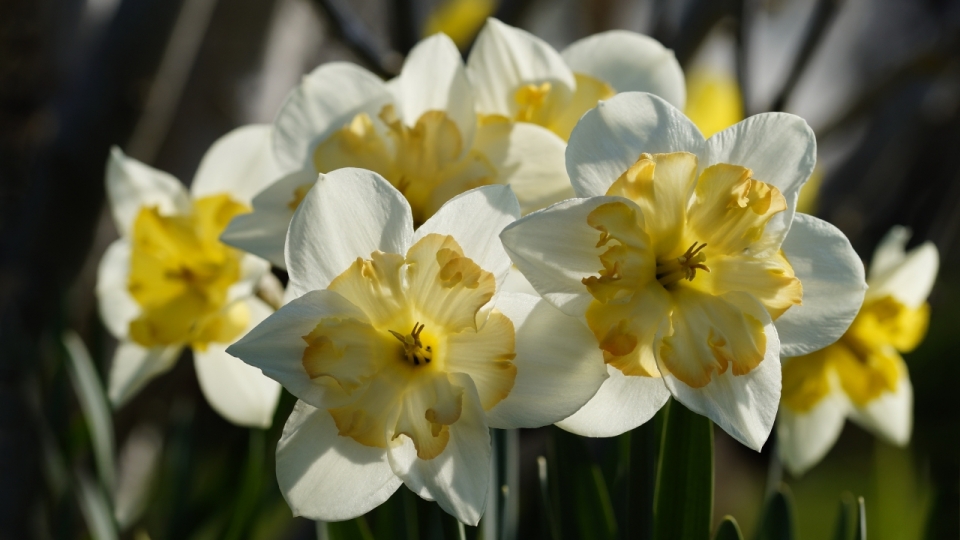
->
[96,19,938,525]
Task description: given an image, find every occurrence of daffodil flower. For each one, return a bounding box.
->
[465,18,686,142]
[96,126,282,428]
[226,168,607,524]
[778,226,938,475]
[500,92,867,449]
[221,32,571,269]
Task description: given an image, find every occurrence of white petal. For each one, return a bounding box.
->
[561,30,686,109]
[868,240,939,309]
[501,265,539,295]
[226,290,370,410]
[484,292,607,428]
[193,298,281,428]
[388,374,490,526]
[276,400,402,520]
[499,196,628,318]
[106,147,191,236]
[565,92,705,198]
[869,225,910,277]
[220,170,317,269]
[190,124,283,204]
[704,112,817,246]
[272,62,393,171]
[776,214,867,357]
[227,253,272,304]
[96,239,139,339]
[849,363,913,446]
[108,342,182,408]
[415,185,519,293]
[556,365,670,437]
[466,18,576,118]
[285,168,413,297]
[662,312,781,451]
[777,388,849,477]
[472,121,573,215]
[396,33,476,147]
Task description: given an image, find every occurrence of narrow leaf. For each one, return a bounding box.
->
[63,330,117,495]
[854,497,866,540]
[714,516,745,540]
[320,517,374,540]
[831,493,857,540]
[75,470,119,540]
[756,485,796,540]
[537,456,561,540]
[551,427,618,540]
[653,400,714,540]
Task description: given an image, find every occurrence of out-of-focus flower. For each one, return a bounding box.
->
[501,92,867,450]
[466,18,686,141]
[778,226,938,475]
[96,127,282,428]
[424,0,496,50]
[685,68,743,139]
[227,169,607,524]
[221,32,569,269]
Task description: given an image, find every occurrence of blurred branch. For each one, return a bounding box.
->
[735,0,751,117]
[126,0,220,164]
[771,0,842,112]
[310,0,403,76]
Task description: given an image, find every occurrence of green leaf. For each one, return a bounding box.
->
[832,493,857,540]
[550,427,618,540]
[320,517,374,540]
[653,400,714,540]
[756,485,796,540]
[536,455,561,540]
[714,516,745,540]
[75,470,118,540]
[854,497,866,540]
[63,331,117,496]
[608,408,663,540]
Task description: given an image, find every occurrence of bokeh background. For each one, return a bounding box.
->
[2,0,959,538]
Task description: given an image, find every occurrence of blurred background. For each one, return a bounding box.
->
[2,0,959,538]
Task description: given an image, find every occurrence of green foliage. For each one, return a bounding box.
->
[323,517,375,540]
[715,516,745,540]
[756,486,796,540]
[549,427,618,540]
[653,400,714,540]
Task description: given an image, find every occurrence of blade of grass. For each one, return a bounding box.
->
[715,516,745,540]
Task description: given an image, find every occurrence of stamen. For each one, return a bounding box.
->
[656,242,711,287]
[390,322,434,366]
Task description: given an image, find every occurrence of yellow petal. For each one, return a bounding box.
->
[684,69,743,139]
[832,337,901,407]
[301,317,392,393]
[328,251,408,330]
[695,249,802,319]
[849,296,929,353]
[581,201,655,303]
[313,112,398,180]
[445,310,517,410]
[780,349,834,413]
[393,371,464,459]
[546,73,616,141]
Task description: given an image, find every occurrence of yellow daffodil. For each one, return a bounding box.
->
[96,127,282,427]
[466,18,686,141]
[423,0,496,50]
[221,32,571,270]
[226,169,607,524]
[500,92,867,449]
[778,226,938,475]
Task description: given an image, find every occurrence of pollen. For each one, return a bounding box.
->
[389,322,434,366]
[655,242,710,287]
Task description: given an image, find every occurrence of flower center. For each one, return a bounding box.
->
[514,82,554,123]
[389,322,434,366]
[655,242,711,287]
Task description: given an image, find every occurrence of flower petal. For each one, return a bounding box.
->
[867,230,938,309]
[387,373,490,526]
[556,364,670,437]
[566,92,704,198]
[96,239,139,339]
[848,358,912,446]
[777,387,849,477]
[472,121,572,215]
[226,289,371,410]
[108,342,182,407]
[193,297,281,428]
[395,33,476,147]
[285,168,413,298]
[500,196,631,318]
[106,147,191,236]
[561,30,686,109]
[273,62,393,171]
[220,170,316,269]
[703,112,816,247]
[276,400,402,520]
[466,18,576,118]
[415,184,520,292]
[191,124,283,204]
[661,303,781,451]
[483,292,608,428]
[776,214,867,357]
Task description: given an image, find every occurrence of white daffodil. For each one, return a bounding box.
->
[500,92,868,450]
[778,227,938,475]
[221,32,571,269]
[466,18,686,142]
[96,126,282,428]
[226,168,607,525]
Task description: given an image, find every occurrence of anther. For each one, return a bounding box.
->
[390,322,434,366]
[656,242,711,287]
